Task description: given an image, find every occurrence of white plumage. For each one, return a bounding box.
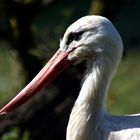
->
[1,15,140,140]
[59,16,140,140]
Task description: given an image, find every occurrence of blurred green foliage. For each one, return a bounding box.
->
[108,49,140,115]
[0,43,25,102]
[0,127,30,140]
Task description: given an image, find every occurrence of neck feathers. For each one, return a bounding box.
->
[76,56,113,113]
[67,56,114,140]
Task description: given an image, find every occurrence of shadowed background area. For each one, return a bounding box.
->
[0,0,140,139]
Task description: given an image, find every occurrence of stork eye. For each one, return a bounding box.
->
[66,31,84,45]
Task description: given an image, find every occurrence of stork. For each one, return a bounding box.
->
[0,15,140,140]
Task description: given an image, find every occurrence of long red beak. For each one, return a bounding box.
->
[0,49,74,115]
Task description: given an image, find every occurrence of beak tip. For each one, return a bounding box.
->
[0,110,7,116]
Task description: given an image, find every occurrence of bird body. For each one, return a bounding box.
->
[0,15,140,140]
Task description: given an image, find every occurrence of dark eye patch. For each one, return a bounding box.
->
[66,31,84,45]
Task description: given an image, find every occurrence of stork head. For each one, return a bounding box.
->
[60,15,123,67]
[0,16,123,115]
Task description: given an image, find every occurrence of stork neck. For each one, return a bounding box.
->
[66,56,116,140]
[76,56,113,116]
